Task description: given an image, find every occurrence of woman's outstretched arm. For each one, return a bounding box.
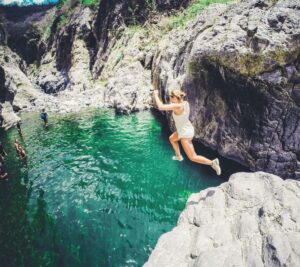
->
[153,90,182,111]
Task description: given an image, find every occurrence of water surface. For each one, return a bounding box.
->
[0,109,235,267]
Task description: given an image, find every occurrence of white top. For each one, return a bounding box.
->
[172,101,195,139]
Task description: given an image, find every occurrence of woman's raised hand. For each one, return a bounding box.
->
[153,90,159,96]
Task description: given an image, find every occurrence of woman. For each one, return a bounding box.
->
[153,88,221,175]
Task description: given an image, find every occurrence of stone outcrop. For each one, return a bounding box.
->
[152,0,300,179]
[92,0,190,78]
[144,171,300,267]
[0,0,188,119]
[0,6,55,64]
[0,46,42,129]
[100,27,158,114]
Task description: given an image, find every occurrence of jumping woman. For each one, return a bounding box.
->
[153,89,221,175]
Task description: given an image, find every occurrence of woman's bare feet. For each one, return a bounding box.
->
[172,155,184,161]
[211,158,221,175]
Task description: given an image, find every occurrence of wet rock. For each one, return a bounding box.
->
[144,172,300,267]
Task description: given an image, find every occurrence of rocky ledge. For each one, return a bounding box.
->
[153,0,300,179]
[144,172,300,267]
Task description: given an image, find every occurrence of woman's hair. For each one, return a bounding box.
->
[170,88,186,101]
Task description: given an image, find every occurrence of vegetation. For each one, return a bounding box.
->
[145,0,156,10]
[171,0,232,28]
[57,14,67,28]
[42,26,52,40]
[57,0,100,9]
[81,0,100,8]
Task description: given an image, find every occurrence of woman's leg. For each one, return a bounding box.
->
[169,132,181,157]
[181,138,212,165]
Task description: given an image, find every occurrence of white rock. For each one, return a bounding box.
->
[144,172,300,267]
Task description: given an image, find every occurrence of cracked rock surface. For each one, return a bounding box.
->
[144,172,300,267]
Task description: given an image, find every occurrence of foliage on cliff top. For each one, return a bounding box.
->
[171,0,232,28]
[58,0,100,9]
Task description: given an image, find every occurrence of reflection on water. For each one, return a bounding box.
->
[0,109,246,267]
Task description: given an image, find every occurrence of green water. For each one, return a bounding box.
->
[0,109,230,267]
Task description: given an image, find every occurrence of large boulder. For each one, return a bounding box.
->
[144,171,300,267]
[153,0,300,179]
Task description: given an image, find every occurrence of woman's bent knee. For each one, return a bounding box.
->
[169,134,178,142]
[187,155,196,162]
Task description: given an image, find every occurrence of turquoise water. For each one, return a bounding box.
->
[0,0,58,6]
[0,109,231,267]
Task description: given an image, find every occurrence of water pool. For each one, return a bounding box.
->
[0,109,239,267]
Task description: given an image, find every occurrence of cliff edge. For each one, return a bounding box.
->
[144,172,300,267]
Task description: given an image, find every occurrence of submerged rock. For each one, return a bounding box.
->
[144,172,300,267]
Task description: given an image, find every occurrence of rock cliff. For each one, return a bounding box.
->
[153,0,300,179]
[144,171,300,267]
[0,0,189,117]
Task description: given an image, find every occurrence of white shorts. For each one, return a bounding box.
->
[177,127,195,139]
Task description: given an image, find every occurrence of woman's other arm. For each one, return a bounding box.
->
[153,90,182,111]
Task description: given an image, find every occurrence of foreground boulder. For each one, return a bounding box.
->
[144,172,300,267]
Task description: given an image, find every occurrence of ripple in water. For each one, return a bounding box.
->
[0,109,231,267]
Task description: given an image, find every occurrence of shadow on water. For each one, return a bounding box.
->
[151,108,249,181]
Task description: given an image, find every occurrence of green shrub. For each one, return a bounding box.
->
[81,0,101,7]
[171,0,231,28]
[57,0,100,9]
[57,14,67,28]
[43,26,52,40]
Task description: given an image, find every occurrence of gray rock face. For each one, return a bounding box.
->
[0,46,42,129]
[104,61,152,114]
[92,0,190,77]
[35,7,95,94]
[0,6,54,64]
[153,0,300,179]
[0,3,161,118]
[144,172,300,267]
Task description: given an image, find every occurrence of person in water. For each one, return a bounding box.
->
[153,88,221,175]
[14,139,26,160]
[40,109,48,128]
